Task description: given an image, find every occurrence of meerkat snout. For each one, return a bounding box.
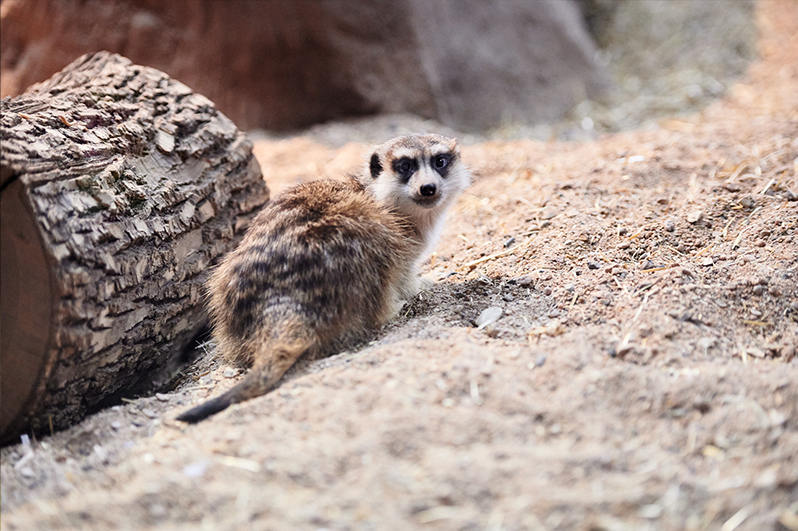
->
[419,183,436,197]
[410,168,443,206]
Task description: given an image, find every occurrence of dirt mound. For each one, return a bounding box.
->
[1,1,796,530]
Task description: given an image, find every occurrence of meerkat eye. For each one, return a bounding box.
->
[392,157,417,181]
[433,154,451,170]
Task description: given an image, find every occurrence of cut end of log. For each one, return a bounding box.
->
[1,179,55,440]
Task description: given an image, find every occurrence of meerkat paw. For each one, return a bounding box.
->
[406,275,434,298]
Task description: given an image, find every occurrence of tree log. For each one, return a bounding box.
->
[0,51,269,443]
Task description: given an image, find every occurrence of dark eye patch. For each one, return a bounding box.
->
[431,153,453,176]
[392,157,418,182]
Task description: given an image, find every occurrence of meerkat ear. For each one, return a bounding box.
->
[369,153,382,179]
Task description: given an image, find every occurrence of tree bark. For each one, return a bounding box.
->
[0,51,269,443]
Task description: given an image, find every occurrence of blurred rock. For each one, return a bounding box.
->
[408,0,610,130]
[1,0,755,133]
[0,0,609,131]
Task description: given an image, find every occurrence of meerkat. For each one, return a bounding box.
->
[176,133,470,423]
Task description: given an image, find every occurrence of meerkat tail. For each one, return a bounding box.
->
[175,386,238,423]
[176,338,313,424]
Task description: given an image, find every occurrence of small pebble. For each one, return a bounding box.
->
[769,409,788,427]
[617,241,631,249]
[564,283,575,292]
[111,421,123,430]
[739,196,756,208]
[475,307,503,329]
[93,444,108,462]
[750,309,763,317]
[155,393,169,402]
[141,408,158,419]
[222,367,239,378]
[687,211,703,223]
[20,467,35,478]
[516,275,534,286]
[753,285,764,295]
[502,293,514,302]
[664,220,675,231]
[543,287,553,296]
[790,301,798,311]
[587,261,601,270]
[535,354,547,367]
[639,504,663,519]
[701,257,714,266]
[182,460,208,479]
[753,466,779,489]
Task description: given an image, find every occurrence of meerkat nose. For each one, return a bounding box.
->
[419,183,437,197]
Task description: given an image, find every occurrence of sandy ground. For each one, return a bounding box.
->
[2,1,797,530]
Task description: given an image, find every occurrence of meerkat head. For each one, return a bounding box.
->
[364,134,471,229]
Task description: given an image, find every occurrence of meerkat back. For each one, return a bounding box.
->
[176,134,470,423]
